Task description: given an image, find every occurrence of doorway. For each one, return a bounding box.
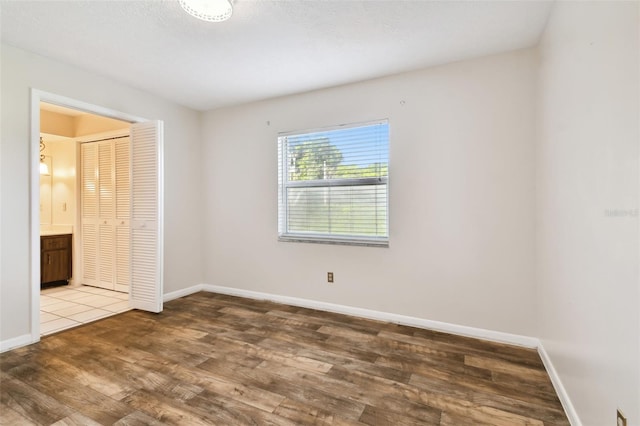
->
[30,89,164,342]
[39,104,132,335]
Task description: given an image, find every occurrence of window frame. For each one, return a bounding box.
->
[277,119,390,247]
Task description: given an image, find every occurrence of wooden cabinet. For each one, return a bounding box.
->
[41,234,72,287]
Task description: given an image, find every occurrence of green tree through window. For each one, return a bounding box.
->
[278,120,389,246]
[290,138,343,181]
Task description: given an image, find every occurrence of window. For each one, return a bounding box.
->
[278,120,389,247]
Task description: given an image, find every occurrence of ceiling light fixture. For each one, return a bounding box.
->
[179,0,233,22]
[39,137,50,175]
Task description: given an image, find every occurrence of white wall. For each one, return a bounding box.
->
[0,44,203,344]
[202,48,537,336]
[536,2,639,425]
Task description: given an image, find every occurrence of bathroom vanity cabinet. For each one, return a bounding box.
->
[41,234,72,287]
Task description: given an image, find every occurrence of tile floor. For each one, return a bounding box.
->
[40,285,130,336]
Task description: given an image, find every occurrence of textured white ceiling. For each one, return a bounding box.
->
[1,1,553,111]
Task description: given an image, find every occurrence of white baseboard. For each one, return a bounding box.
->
[163,284,204,302]
[199,283,539,348]
[538,342,582,426]
[0,333,33,353]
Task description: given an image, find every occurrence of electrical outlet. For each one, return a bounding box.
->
[327,272,334,283]
[617,409,627,426]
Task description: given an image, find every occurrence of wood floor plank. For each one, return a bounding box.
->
[111,410,166,426]
[27,354,131,397]
[121,389,214,425]
[272,397,338,425]
[359,403,442,425]
[465,354,549,381]
[203,333,335,374]
[331,364,551,426]
[238,324,379,364]
[130,352,287,413]
[197,357,368,421]
[380,328,544,369]
[0,401,38,425]
[184,390,297,426]
[6,362,134,425]
[409,371,568,424]
[256,359,441,422]
[259,338,411,383]
[0,291,569,425]
[0,372,74,425]
[438,410,496,426]
[50,412,103,426]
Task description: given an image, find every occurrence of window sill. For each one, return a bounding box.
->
[278,235,389,248]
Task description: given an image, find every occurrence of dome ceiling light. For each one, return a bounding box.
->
[179,0,233,22]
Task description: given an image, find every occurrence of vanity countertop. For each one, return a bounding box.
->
[40,226,73,237]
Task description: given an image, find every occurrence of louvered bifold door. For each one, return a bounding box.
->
[97,141,115,290]
[114,137,131,293]
[130,121,164,313]
[81,143,98,286]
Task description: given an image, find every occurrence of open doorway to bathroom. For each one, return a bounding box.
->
[30,89,164,344]
[39,102,132,336]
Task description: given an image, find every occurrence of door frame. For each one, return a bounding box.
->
[29,89,156,342]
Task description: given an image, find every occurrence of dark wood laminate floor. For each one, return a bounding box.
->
[0,292,569,425]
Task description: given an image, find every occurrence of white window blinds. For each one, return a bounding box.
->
[278,120,389,247]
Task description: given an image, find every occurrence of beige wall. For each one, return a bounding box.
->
[39,142,53,225]
[0,44,203,343]
[41,110,74,137]
[74,114,129,137]
[47,139,76,226]
[202,48,538,336]
[536,1,639,424]
[41,108,129,137]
